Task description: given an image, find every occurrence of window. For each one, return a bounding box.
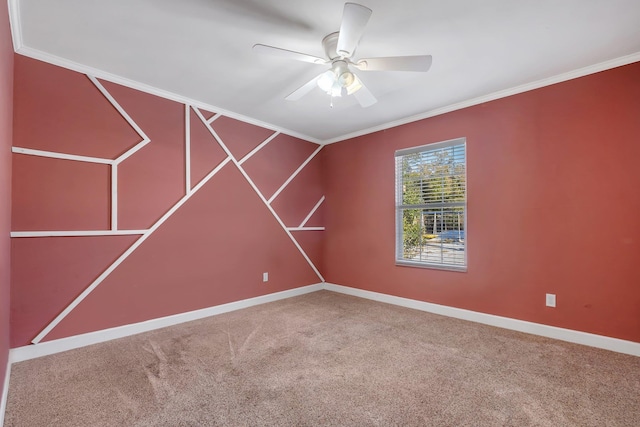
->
[395,138,466,270]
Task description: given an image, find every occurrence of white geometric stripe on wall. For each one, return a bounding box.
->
[15,75,325,344]
[31,155,233,343]
[191,108,325,281]
[238,132,280,165]
[287,195,325,231]
[185,104,191,194]
[267,145,322,205]
[11,75,151,237]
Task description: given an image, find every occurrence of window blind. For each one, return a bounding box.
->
[395,138,467,269]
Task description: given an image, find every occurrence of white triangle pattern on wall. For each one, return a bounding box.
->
[11,74,324,344]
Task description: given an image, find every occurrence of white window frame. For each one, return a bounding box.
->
[395,137,467,271]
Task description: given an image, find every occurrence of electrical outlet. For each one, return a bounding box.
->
[263,272,268,282]
[545,293,556,308]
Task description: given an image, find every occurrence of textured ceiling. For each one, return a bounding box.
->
[11,0,640,143]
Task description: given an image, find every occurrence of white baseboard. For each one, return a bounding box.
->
[8,281,639,364]
[0,360,10,427]
[2,282,637,424]
[10,283,323,363]
[323,283,640,357]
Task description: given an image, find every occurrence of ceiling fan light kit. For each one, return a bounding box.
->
[317,60,362,98]
[253,2,433,108]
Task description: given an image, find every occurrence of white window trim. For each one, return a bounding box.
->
[395,137,467,272]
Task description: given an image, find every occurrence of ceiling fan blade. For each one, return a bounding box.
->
[285,74,323,101]
[336,3,372,58]
[353,76,377,108]
[355,55,433,72]
[154,0,312,31]
[253,44,327,64]
[215,0,313,30]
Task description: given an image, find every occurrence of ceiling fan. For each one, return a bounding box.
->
[253,2,433,108]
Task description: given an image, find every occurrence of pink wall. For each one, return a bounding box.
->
[323,62,640,343]
[10,56,325,346]
[0,1,13,388]
[7,48,639,350]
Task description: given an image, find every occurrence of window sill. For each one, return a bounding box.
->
[395,260,467,273]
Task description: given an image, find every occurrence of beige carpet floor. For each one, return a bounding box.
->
[4,290,640,426]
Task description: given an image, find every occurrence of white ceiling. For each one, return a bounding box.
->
[11,0,640,143]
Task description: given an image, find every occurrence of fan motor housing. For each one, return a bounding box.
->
[322,32,346,60]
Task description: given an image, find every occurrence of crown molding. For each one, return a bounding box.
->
[7,0,22,51]
[321,52,640,145]
[11,44,323,145]
[7,0,639,147]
